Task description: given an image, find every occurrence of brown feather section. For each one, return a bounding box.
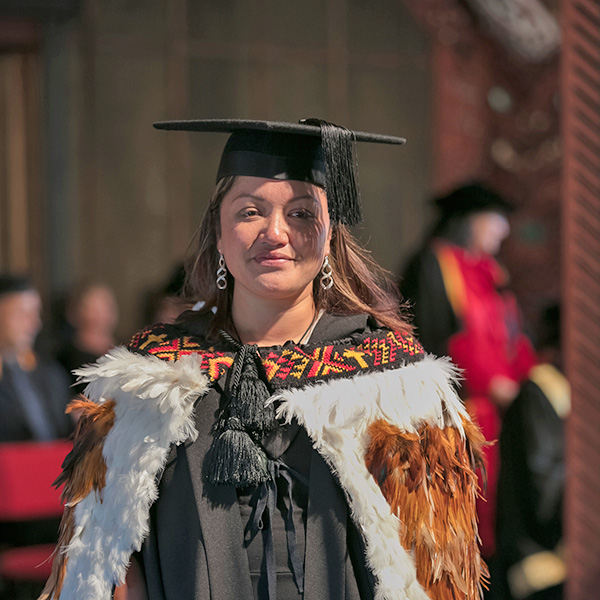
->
[55,397,116,502]
[38,397,116,600]
[365,417,489,600]
[38,507,75,599]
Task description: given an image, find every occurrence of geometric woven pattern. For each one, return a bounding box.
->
[561,1,600,598]
[128,323,424,389]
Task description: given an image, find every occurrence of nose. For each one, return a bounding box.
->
[262,212,289,245]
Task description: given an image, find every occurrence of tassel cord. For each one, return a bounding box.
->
[219,330,258,403]
[244,459,308,599]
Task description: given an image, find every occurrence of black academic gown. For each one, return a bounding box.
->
[139,313,375,600]
[398,246,458,357]
[495,377,566,600]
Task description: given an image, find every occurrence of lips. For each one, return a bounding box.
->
[254,253,294,265]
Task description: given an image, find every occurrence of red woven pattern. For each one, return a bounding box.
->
[129,324,424,387]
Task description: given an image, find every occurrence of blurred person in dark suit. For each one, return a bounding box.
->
[0,274,73,442]
[0,274,73,558]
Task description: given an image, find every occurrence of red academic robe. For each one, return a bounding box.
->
[435,242,537,558]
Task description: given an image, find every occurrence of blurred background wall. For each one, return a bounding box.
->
[0,0,561,342]
[1,0,433,339]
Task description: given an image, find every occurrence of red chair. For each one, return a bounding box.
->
[0,440,69,593]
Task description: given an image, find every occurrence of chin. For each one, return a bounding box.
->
[254,286,311,301]
[247,276,314,301]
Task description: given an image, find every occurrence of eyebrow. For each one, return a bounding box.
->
[230,193,320,205]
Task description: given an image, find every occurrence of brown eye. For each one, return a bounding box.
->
[290,209,314,219]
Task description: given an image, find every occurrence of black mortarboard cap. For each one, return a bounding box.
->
[153,118,406,226]
[434,181,514,218]
[0,274,34,297]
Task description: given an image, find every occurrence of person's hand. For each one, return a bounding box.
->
[489,375,520,409]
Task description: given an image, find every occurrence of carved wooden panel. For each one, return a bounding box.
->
[561,1,600,598]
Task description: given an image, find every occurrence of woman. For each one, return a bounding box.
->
[400,182,537,574]
[41,120,486,600]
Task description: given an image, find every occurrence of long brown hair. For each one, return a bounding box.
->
[183,176,412,338]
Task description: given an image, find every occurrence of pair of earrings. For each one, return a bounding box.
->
[216,254,333,290]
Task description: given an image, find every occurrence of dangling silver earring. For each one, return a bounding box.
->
[216,253,228,290]
[320,255,334,290]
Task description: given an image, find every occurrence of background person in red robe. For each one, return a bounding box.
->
[400,182,537,596]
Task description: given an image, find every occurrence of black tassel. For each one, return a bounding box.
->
[233,359,276,431]
[210,331,278,488]
[207,417,269,487]
[300,118,362,226]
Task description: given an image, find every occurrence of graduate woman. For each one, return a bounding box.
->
[41,119,487,600]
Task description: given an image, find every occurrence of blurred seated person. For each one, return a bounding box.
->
[0,274,73,443]
[399,182,537,570]
[57,282,119,390]
[496,304,568,600]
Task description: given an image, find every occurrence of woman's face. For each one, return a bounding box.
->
[218,176,331,303]
[468,210,510,256]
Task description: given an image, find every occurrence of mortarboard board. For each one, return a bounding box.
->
[153,118,406,226]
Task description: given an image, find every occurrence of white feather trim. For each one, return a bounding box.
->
[274,355,467,600]
[57,349,209,600]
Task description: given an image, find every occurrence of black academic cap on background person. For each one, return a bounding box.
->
[433,181,515,219]
[153,118,406,226]
[0,274,34,297]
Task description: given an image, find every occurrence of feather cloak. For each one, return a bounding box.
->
[40,327,486,600]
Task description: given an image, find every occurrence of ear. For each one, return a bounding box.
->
[324,225,332,257]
